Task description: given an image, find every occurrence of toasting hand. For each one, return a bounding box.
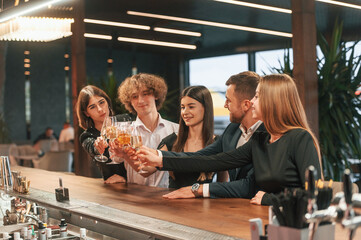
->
[136,146,163,168]
[94,137,108,155]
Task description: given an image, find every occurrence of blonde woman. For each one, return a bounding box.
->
[137,74,322,205]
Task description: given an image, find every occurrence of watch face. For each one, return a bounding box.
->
[192,183,200,192]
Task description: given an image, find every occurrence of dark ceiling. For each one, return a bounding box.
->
[2,0,361,59]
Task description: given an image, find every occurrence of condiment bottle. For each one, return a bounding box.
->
[59,219,68,238]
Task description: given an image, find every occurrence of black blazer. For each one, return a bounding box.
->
[162,122,266,199]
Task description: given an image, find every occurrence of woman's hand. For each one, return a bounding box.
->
[109,139,126,160]
[94,137,108,154]
[104,174,126,184]
[136,146,163,168]
[250,191,266,205]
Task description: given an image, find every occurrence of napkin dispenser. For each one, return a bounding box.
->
[55,177,69,202]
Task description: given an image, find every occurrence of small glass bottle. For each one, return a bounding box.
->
[26,229,32,240]
[2,232,9,240]
[13,232,21,240]
[37,222,46,240]
[79,228,87,240]
[21,227,28,239]
[46,228,52,240]
[59,219,67,238]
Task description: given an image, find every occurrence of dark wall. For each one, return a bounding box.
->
[4,40,182,143]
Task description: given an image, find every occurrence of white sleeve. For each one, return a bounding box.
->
[203,183,210,198]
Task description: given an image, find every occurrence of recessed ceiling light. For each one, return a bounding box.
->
[84,33,112,40]
[0,0,68,23]
[127,11,292,38]
[317,0,361,10]
[213,0,292,14]
[84,18,150,30]
[117,36,197,50]
[84,32,196,49]
[153,27,201,37]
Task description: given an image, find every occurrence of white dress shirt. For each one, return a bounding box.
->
[125,114,178,188]
[59,127,74,142]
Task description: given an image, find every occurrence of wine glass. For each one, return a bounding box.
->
[131,125,147,173]
[94,116,112,162]
[106,121,131,165]
[117,121,132,149]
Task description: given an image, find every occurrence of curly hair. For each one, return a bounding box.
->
[118,73,168,114]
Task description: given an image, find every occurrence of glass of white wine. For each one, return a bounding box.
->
[94,116,111,162]
[131,125,147,173]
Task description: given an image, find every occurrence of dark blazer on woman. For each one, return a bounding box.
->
[162,123,265,199]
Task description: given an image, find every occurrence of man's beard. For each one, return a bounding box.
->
[230,112,245,124]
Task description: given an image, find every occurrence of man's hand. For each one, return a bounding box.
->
[250,191,265,205]
[163,185,203,199]
[104,174,126,184]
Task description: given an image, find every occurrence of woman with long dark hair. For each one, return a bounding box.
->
[158,86,227,188]
[76,85,128,184]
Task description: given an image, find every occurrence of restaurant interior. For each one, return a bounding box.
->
[1,0,361,239]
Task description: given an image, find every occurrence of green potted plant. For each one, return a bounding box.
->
[317,21,361,180]
[272,20,361,180]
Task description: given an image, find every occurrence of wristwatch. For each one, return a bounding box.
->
[191,183,201,198]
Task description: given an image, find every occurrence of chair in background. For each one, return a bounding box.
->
[58,141,74,152]
[0,143,16,156]
[9,145,38,167]
[0,143,17,165]
[38,139,59,153]
[33,151,73,172]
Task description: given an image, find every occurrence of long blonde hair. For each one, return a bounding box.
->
[259,74,322,175]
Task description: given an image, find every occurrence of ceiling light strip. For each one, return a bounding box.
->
[117,36,196,49]
[84,18,150,30]
[214,0,292,14]
[84,33,112,40]
[127,11,292,38]
[317,0,361,10]
[154,27,201,37]
[0,0,66,23]
[84,33,196,50]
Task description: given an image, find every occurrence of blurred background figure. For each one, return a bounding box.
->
[59,122,74,143]
[33,127,58,145]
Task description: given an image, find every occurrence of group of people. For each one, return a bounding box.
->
[75,71,322,205]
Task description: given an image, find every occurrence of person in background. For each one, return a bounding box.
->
[59,122,74,143]
[158,85,227,189]
[111,73,178,188]
[76,85,127,184]
[33,127,58,145]
[137,74,322,205]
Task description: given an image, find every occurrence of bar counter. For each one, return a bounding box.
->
[6,166,361,239]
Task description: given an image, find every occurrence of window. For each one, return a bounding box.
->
[189,54,248,134]
[189,54,248,92]
[256,48,293,75]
